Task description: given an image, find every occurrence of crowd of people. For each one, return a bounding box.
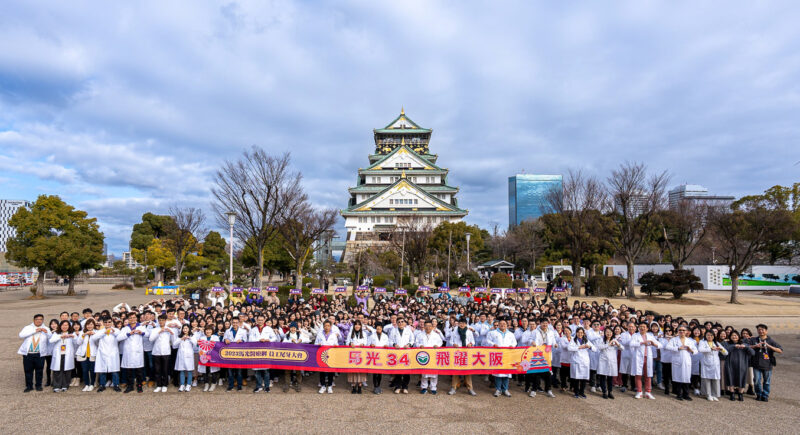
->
[18,289,783,402]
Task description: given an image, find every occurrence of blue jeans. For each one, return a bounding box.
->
[254,370,269,390]
[654,360,663,385]
[754,368,772,398]
[179,371,193,386]
[494,376,509,392]
[228,368,243,389]
[98,372,119,387]
[82,360,96,386]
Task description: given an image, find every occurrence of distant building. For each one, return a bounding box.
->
[0,199,32,252]
[508,174,562,227]
[121,252,143,270]
[668,184,735,210]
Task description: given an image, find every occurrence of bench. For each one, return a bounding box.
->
[43,289,89,296]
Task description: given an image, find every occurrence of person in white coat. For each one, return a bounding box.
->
[18,313,50,392]
[447,318,476,396]
[666,326,698,401]
[49,320,80,392]
[389,318,415,394]
[417,320,444,394]
[629,322,662,399]
[283,322,305,392]
[586,321,603,393]
[315,320,340,394]
[488,319,517,397]
[699,330,728,401]
[173,324,197,391]
[249,314,277,393]
[149,314,174,392]
[567,327,595,399]
[197,325,220,392]
[557,324,573,391]
[76,319,98,391]
[533,319,558,398]
[117,312,148,393]
[346,320,369,394]
[368,323,390,394]
[596,327,623,399]
[223,317,249,391]
[91,317,121,392]
[617,322,637,392]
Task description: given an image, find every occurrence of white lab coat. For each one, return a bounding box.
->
[586,329,603,371]
[666,336,697,383]
[118,324,148,368]
[487,330,517,378]
[698,340,728,380]
[533,328,557,347]
[390,328,415,348]
[149,327,174,356]
[446,327,475,347]
[172,335,197,371]
[315,330,341,346]
[91,327,121,373]
[596,340,623,377]
[249,326,278,343]
[628,332,662,377]
[346,331,369,346]
[558,334,572,366]
[472,322,491,346]
[18,323,51,355]
[48,333,79,371]
[417,331,443,348]
[197,335,220,374]
[691,340,702,376]
[223,327,249,343]
[76,331,98,361]
[368,332,390,347]
[567,339,596,380]
[617,331,635,374]
[658,336,674,365]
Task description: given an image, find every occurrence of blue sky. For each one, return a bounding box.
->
[1,1,799,254]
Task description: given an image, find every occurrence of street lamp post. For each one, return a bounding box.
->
[465,232,471,273]
[226,211,236,289]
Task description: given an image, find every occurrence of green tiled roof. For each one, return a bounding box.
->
[374,128,431,134]
[342,177,467,214]
[364,144,443,171]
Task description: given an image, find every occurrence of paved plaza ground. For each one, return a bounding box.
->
[1,285,798,434]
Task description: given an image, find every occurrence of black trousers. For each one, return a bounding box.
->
[559,365,570,388]
[169,348,179,386]
[373,373,382,388]
[589,369,597,387]
[203,371,219,384]
[690,374,700,390]
[662,363,673,394]
[572,379,587,395]
[153,355,170,387]
[52,355,70,389]
[397,374,410,389]
[23,353,44,389]
[537,372,552,391]
[676,382,690,398]
[524,373,536,391]
[125,367,145,387]
[597,374,614,394]
[44,355,52,385]
[552,367,561,388]
[319,372,333,387]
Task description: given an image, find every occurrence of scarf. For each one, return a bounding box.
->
[457,326,468,346]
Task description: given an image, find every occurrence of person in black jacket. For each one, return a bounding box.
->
[748,324,783,402]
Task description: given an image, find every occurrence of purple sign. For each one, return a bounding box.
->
[311,288,325,294]
[374,287,386,293]
[534,287,546,293]
[491,288,503,294]
[517,287,530,293]
[418,286,430,292]
[231,287,243,293]
[211,286,225,293]
[395,288,408,295]
[289,288,301,295]
[335,287,346,293]
[458,286,470,293]
[357,285,369,292]
[553,287,566,293]
[266,286,279,293]
[474,287,487,293]
[248,287,261,293]
[505,288,516,294]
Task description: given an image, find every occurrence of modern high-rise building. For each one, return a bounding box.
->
[668,184,735,210]
[341,109,467,263]
[508,174,562,227]
[0,199,31,252]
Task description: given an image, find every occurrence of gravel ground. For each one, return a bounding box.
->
[2,286,798,434]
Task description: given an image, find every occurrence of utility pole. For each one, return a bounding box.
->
[226,211,236,289]
[399,228,406,288]
[465,232,471,273]
[446,228,452,289]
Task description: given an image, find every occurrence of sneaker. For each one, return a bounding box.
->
[203,384,209,392]
[112,386,121,392]
[430,390,437,395]
[179,385,185,392]
[192,380,197,387]
[420,388,428,395]
[503,390,511,397]
[162,386,167,393]
[318,386,326,394]
[82,385,89,392]
[620,387,626,393]
[209,384,216,392]
[694,389,701,396]
[227,387,234,392]
[634,392,643,399]
[23,387,32,393]
[218,379,223,386]
[124,386,134,394]
[154,387,161,393]
[590,386,596,393]
[657,383,665,390]
[608,392,614,399]
[707,395,714,401]
[546,390,555,398]
[494,390,501,397]
[237,386,242,391]
[402,389,408,394]
[645,392,655,400]
[327,386,333,394]
[97,386,106,393]
[529,390,536,397]
[468,389,476,396]
[185,385,191,392]
[448,388,456,395]
[394,388,401,394]
[255,387,264,393]
[602,393,608,399]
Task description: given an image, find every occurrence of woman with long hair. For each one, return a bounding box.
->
[346,320,368,394]
[567,327,595,398]
[596,326,622,399]
[699,329,728,401]
[172,324,197,392]
[43,319,59,387]
[690,326,703,395]
[369,323,390,394]
[49,320,79,392]
[77,319,97,391]
[722,330,753,401]
[658,326,675,396]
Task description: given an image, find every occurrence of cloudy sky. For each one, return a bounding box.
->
[1,1,799,254]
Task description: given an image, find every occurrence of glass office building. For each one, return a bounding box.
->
[508,174,562,227]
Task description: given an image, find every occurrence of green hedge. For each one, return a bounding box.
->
[489,273,512,288]
[586,275,625,297]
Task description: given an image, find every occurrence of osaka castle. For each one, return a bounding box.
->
[341,109,468,263]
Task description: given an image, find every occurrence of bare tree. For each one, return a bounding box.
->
[279,203,339,288]
[658,200,708,270]
[163,206,206,281]
[543,169,606,296]
[708,198,796,304]
[507,218,547,275]
[390,218,434,285]
[211,148,303,289]
[606,162,670,298]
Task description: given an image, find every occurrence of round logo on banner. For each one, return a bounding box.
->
[416,351,430,365]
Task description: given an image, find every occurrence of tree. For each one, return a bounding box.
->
[658,200,709,270]
[733,183,800,263]
[543,169,607,296]
[163,206,206,281]
[130,213,172,250]
[52,209,105,295]
[241,233,295,281]
[201,231,228,261]
[506,219,547,273]
[390,219,435,285]
[278,205,338,288]
[212,148,303,289]
[6,195,105,297]
[606,162,670,298]
[708,197,797,303]
[429,221,485,274]
[132,238,174,283]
